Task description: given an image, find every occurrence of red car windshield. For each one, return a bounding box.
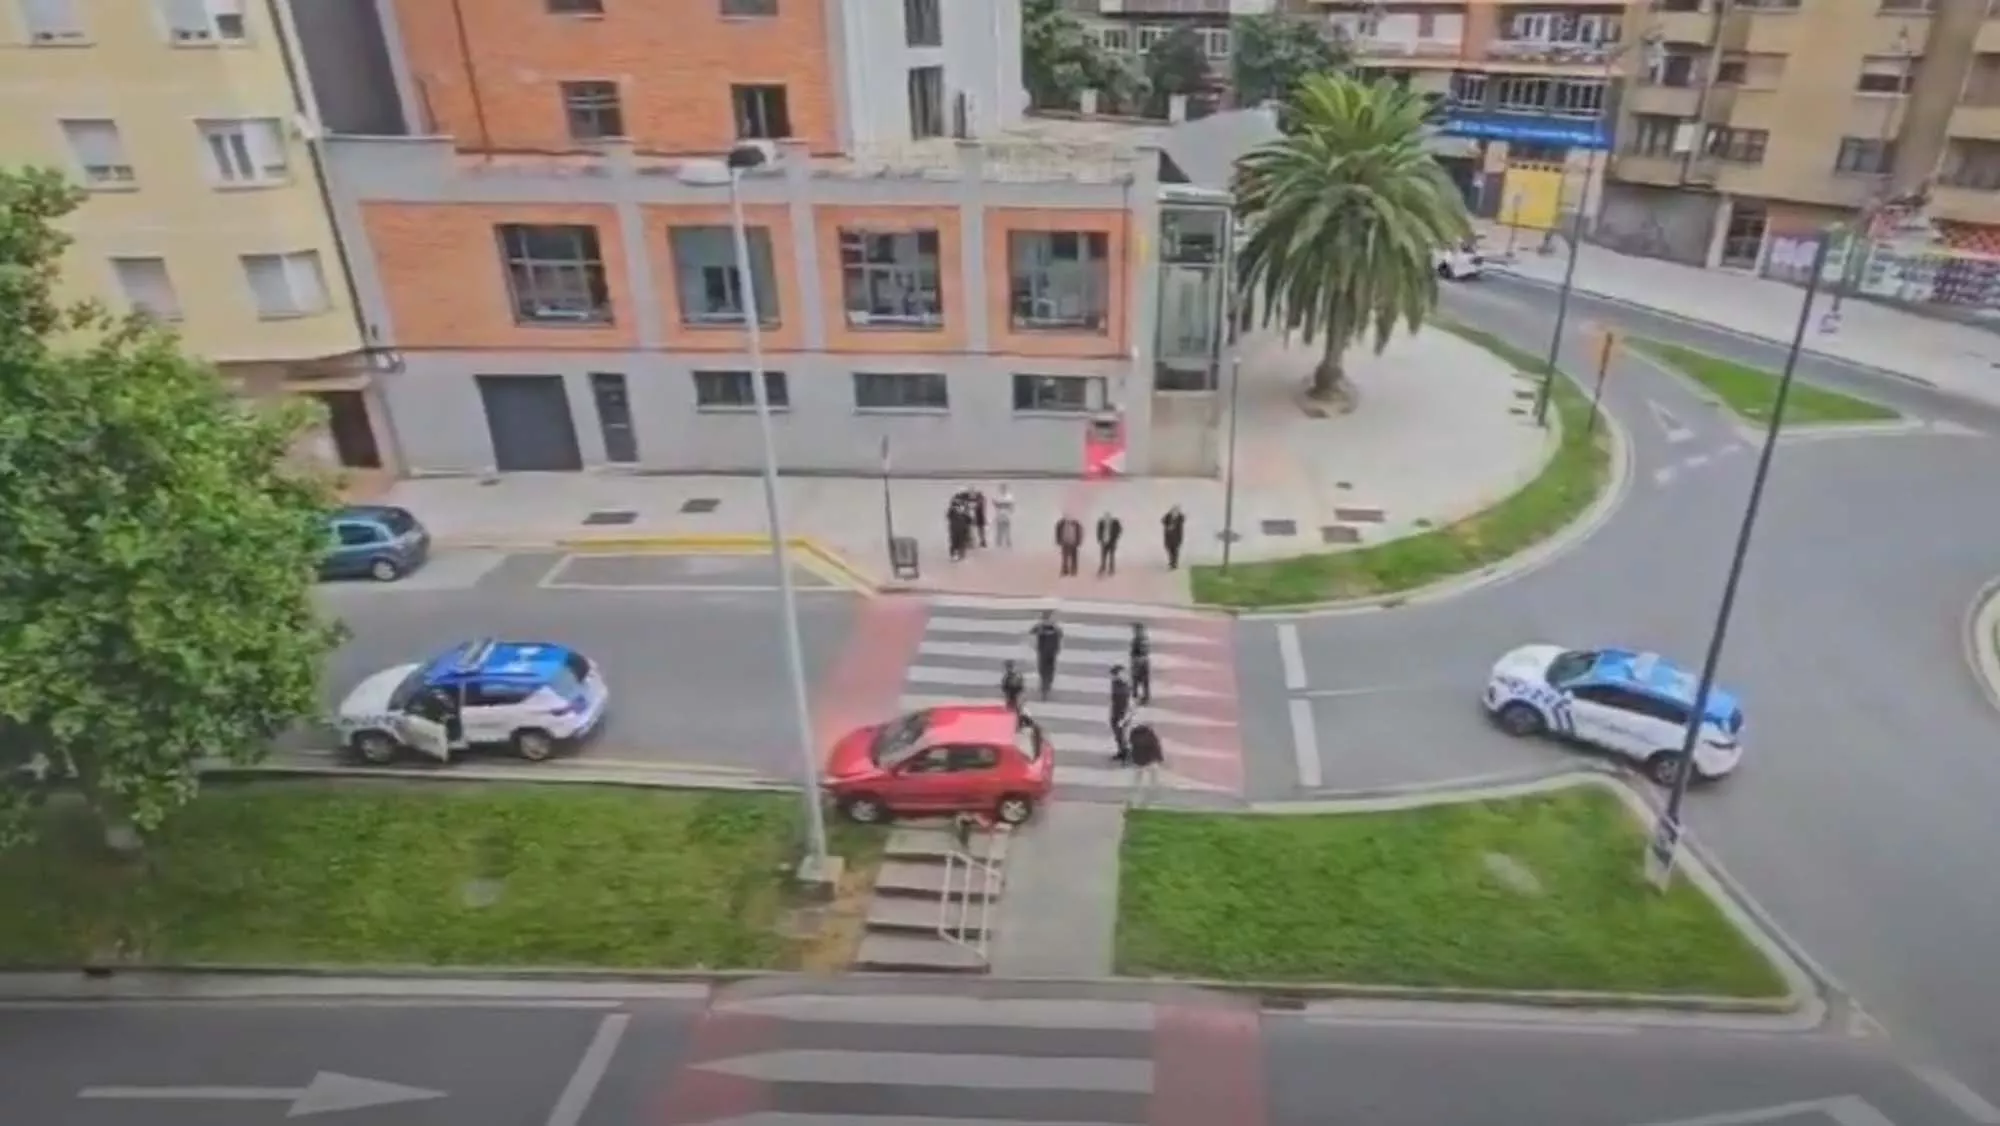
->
[871,711,932,766]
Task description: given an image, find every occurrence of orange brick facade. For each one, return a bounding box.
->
[390,0,838,154]
[363,201,1133,362]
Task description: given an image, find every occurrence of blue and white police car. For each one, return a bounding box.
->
[334,638,609,765]
[1483,645,1745,785]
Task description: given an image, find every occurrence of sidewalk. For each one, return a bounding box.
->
[381,326,1553,604]
[1479,225,2000,407]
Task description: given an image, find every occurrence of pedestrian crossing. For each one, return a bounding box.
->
[659,984,1264,1126]
[901,595,1244,797]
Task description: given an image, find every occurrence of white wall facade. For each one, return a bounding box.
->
[832,0,1026,149]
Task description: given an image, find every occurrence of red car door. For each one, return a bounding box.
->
[883,746,959,813]
[943,744,1005,808]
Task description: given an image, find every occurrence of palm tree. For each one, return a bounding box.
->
[1233,73,1471,407]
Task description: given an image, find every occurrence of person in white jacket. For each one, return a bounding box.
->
[992,483,1015,547]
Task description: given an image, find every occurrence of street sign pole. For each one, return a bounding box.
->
[1643,814,1682,891]
[879,436,896,559]
[1586,324,1618,436]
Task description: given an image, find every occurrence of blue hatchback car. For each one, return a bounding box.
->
[322,505,430,582]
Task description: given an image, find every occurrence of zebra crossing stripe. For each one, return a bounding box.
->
[897,694,1229,729]
[922,593,1216,620]
[924,615,1217,646]
[902,664,1224,699]
[917,639,1205,671]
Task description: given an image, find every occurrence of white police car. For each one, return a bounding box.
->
[1483,645,1744,785]
[1435,238,1484,281]
[334,638,609,765]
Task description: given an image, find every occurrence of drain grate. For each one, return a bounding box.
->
[1260,519,1298,537]
[1334,506,1384,524]
[581,510,638,526]
[1319,525,1361,545]
[679,497,720,514]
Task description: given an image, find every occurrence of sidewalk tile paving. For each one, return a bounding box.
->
[1479,224,2000,408]
[379,326,1551,605]
[989,801,1128,979]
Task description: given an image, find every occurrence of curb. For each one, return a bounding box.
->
[201,760,797,795]
[437,533,879,594]
[1486,268,1943,392]
[1961,574,2000,716]
[1618,339,1910,445]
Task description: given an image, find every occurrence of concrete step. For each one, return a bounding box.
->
[884,825,1011,863]
[855,932,988,974]
[864,894,995,937]
[872,858,1006,899]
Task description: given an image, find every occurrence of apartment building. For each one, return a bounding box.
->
[287,0,1211,478]
[1068,0,1275,103]
[0,0,393,478]
[1605,0,2000,314]
[1304,1,1639,234]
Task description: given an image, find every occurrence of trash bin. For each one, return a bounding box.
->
[890,535,920,580]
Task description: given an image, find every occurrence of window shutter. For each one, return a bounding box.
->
[161,0,210,34]
[242,254,289,315]
[63,121,121,168]
[283,252,328,312]
[245,118,287,176]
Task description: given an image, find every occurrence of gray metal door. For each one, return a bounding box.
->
[589,372,638,464]
[477,375,582,472]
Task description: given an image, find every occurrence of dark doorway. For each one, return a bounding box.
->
[312,390,383,469]
[589,372,638,464]
[476,375,583,472]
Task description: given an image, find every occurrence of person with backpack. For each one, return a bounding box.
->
[1127,714,1165,808]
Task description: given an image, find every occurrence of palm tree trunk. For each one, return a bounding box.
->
[1307,335,1354,408]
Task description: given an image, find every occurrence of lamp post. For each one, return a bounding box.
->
[1655,231,1832,853]
[677,143,830,876]
[1531,30,1664,427]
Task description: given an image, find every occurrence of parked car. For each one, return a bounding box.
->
[334,637,609,765]
[822,705,1055,826]
[1435,238,1485,280]
[322,504,429,582]
[1483,645,1745,785]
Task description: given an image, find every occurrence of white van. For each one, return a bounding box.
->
[1435,239,1484,281]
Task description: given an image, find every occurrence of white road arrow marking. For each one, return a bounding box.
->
[79,1071,446,1118]
[1647,400,1695,444]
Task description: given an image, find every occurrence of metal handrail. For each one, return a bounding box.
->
[936,826,1005,958]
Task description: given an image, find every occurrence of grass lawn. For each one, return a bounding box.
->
[1115,786,1787,997]
[1190,320,1609,609]
[1627,337,1899,426]
[0,780,884,970]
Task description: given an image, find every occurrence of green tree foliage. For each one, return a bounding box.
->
[1231,13,1347,109]
[1145,26,1213,116]
[0,166,344,847]
[1023,0,1144,112]
[1232,75,1471,405]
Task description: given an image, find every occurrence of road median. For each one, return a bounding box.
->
[434,532,877,592]
[1624,337,1900,427]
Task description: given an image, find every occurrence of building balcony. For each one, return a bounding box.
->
[1649,8,1717,48]
[1349,37,1462,62]
[1483,39,1618,68]
[1682,156,1720,186]
[1699,86,1736,124]
[1099,0,1228,13]
[1610,152,1685,186]
[1930,184,2000,226]
[1625,83,1701,117]
[1952,104,2000,143]
[1980,19,2000,54]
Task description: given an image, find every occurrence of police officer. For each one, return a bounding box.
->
[1000,659,1025,713]
[1108,664,1133,763]
[1030,610,1064,700]
[1129,622,1152,705]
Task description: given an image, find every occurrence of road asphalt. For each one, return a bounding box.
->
[1232,277,2000,1104]
[6,979,1993,1126]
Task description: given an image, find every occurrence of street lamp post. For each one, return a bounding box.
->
[1656,231,1832,843]
[679,144,831,876]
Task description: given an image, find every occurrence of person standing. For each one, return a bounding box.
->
[1126,715,1164,808]
[1030,611,1064,700]
[992,484,1015,548]
[1161,505,1186,570]
[1054,515,1084,577]
[1096,512,1124,576]
[947,500,971,561]
[972,487,989,549]
[1108,664,1133,763]
[1129,623,1152,705]
[1000,659,1025,714]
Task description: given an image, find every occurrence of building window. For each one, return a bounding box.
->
[732,84,792,139]
[908,66,946,140]
[1964,53,2000,106]
[1627,114,1680,159]
[59,119,134,186]
[720,0,777,14]
[1012,374,1105,414]
[198,118,287,185]
[110,257,181,321]
[1008,231,1110,332]
[560,81,625,141]
[1878,0,1933,12]
[1719,203,1767,270]
[1705,126,1768,165]
[240,251,329,318]
[1942,140,2000,191]
[1136,25,1165,51]
[19,0,86,42]
[853,371,949,411]
[668,225,780,326]
[1099,26,1132,52]
[839,229,943,328]
[1504,11,1619,46]
[1856,56,1916,95]
[1549,80,1605,117]
[1734,0,1800,7]
[496,223,612,324]
[159,0,246,43]
[1834,137,1895,175]
[1200,27,1231,60]
[546,0,602,12]
[693,369,789,411]
[903,0,940,47]
[1713,57,1745,85]
[1448,71,1488,107]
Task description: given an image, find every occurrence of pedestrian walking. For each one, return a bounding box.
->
[992,483,1015,548]
[1096,513,1124,576]
[972,487,989,548]
[1129,623,1152,705]
[1161,505,1186,570]
[1030,610,1064,700]
[1000,659,1025,714]
[947,500,971,561]
[1126,715,1165,808]
[1054,515,1084,577]
[1108,665,1133,763]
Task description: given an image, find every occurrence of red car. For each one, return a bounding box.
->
[822,705,1055,825]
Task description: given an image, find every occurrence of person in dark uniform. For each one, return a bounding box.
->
[972,487,989,548]
[947,500,971,561]
[1129,623,1152,705]
[1096,512,1124,576]
[1054,515,1084,577]
[1161,506,1186,570]
[1000,659,1025,713]
[1108,664,1133,763]
[1030,610,1064,700]
[1126,715,1165,808]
